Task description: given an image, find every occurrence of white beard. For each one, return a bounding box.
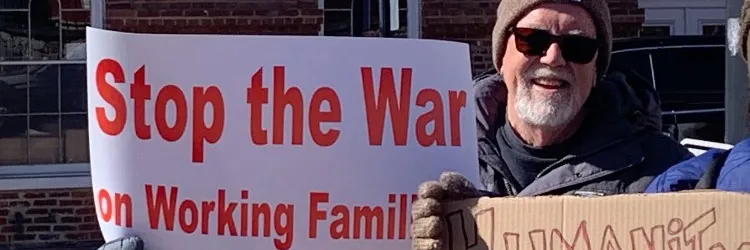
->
[513,67,584,127]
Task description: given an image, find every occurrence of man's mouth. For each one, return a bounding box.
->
[532,77,570,90]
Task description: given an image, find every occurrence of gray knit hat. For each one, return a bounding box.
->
[740,0,750,61]
[491,0,613,79]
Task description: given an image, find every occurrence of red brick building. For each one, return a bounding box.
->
[0,0,724,248]
[101,0,646,76]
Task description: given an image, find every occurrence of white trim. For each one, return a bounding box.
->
[639,0,725,9]
[687,8,726,35]
[0,60,86,66]
[640,23,675,36]
[90,0,105,28]
[681,138,734,150]
[644,8,686,35]
[318,0,325,36]
[699,21,727,27]
[407,0,421,38]
[680,138,734,156]
[639,0,727,36]
[0,163,92,190]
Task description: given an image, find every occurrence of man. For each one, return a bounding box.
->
[410,0,695,249]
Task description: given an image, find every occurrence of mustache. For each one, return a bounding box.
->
[523,66,575,84]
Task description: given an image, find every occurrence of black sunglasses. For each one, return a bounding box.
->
[509,27,599,64]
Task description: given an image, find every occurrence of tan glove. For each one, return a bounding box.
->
[97,235,144,250]
[410,172,498,250]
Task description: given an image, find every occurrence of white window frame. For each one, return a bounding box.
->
[687,8,726,35]
[639,0,723,9]
[318,0,421,38]
[699,22,726,35]
[643,9,684,35]
[639,23,674,36]
[318,0,324,35]
[407,0,420,38]
[639,0,725,36]
[0,0,106,190]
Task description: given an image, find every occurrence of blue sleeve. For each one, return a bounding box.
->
[644,149,725,193]
[717,138,750,192]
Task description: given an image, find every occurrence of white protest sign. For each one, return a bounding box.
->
[86,27,479,250]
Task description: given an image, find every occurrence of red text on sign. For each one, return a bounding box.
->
[94,58,225,163]
[360,67,467,147]
[308,191,418,240]
[96,188,133,228]
[246,66,342,146]
[144,184,294,250]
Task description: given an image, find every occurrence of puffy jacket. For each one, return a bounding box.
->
[645,137,750,193]
[474,68,694,196]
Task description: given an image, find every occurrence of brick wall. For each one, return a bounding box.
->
[421,0,645,76]
[104,0,323,35]
[0,189,101,249]
[99,0,643,77]
[608,0,646,38]
[421,0,497,77]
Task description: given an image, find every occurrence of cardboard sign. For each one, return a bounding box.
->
[443,191,750,250]
[85,27,480,249]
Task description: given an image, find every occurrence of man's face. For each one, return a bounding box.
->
[500,3,599,128]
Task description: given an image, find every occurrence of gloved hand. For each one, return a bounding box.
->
[96,235,144,250]
[410,172,497,250]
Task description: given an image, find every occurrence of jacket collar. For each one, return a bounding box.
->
[515,136,646,196]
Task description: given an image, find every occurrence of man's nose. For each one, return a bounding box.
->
[539,43,566,67]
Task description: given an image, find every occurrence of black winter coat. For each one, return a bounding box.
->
[474,70,694,196]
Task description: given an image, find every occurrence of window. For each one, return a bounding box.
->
[650,47,725,109]
[322,0,408,37]
[702,24,725,36]
[650,46,726,143]
[322,0,352,36]
[0,0,100,169]
[639,25,671,37]
[609,50,654,88]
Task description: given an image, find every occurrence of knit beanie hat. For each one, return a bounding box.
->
[491,0,613,79]
[740,0,750,61]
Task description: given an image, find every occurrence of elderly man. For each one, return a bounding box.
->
[409,0,696,249]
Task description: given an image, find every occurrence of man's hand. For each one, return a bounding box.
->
[411,172,496,250]
[96,235,144,250]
